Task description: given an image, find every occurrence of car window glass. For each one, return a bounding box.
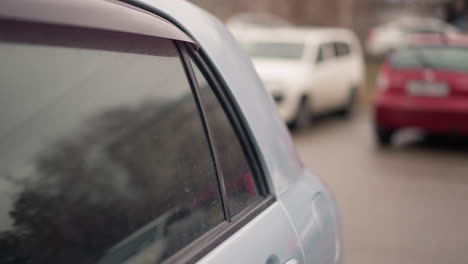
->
[332,42,340,57]
[326,43,337,58]
[189,59,261,216]
[317,43,336,63]
[343,43,351,56]
[334,42,351,57]
[316,46,325,63]
[0,36,224,263]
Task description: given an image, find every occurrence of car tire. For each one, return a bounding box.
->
[289,96,311,131]
[375,126,393,146]
[339,87,357,118]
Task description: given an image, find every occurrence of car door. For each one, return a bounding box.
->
[183,47,304,264]
[312,42,339,112]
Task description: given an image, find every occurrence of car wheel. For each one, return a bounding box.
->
[289,96,311,131]
[375,126,393,146]
[339,87,357,118]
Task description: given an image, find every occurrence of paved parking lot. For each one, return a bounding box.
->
[293,107,468,264]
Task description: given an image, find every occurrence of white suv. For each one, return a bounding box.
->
[236,27,364,128]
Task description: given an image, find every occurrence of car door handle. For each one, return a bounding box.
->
[284,259,300,264]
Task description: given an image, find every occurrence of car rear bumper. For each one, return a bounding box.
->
[375,95,468,135]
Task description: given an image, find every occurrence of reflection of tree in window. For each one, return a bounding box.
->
[0,39,224,263]
[0,96,224,263]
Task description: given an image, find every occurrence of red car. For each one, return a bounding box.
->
[374,35,468,146]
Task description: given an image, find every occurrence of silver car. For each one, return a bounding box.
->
[0,0,341,263]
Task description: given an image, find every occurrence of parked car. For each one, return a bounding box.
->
[236,27,364,129]
[366,16,459,57]
[0,0,341,264]
[374,34,468,146]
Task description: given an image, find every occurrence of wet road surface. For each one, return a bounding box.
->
[293,107,468,264]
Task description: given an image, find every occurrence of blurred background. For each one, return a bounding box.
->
[190,0,464,35]
[190,0,468,102]
[188,1,468,264]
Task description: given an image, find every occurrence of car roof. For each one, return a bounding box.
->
[232,26,357,45]
[386,16,449,27]
[406,34,468,47]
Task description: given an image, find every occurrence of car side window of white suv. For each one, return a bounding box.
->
[334,42,352,58]
[317,46,325,63]
[316,43,336,64]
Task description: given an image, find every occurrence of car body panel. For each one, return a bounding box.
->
[197,202,304,264]
[376,94,468,134]
[313,57,339,112]
[251,59,308,122]
[279,171,341,264]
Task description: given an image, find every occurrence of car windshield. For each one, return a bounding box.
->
[391,46,468,72]
[243,41,305,60]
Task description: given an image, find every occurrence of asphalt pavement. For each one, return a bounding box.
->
[293,106,468,264]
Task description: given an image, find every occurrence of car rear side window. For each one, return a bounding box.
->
[188,58,261,216]
[317,43,335,63]
[0,24,224,264]
[334,42,351,57]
